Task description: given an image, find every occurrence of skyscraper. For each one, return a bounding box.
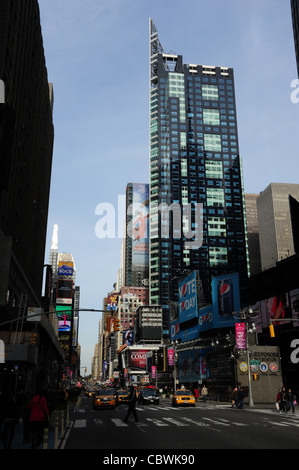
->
[149,19,249,333]
[257,183,299,271]
[0,0,54,309]
[291,0,299,78]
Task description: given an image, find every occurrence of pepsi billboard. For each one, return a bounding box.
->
[178,271,198,323]
[211,272,240,328]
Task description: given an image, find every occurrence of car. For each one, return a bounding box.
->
[117,389,129,404]
[93,389,116,409]
[138,389,159,405]
[107,387,119,404]
[172,389,195,407]
[87,389,96,398]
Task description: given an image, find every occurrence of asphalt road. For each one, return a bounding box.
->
[60,396,299,452]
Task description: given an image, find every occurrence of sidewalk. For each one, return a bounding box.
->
[0,406,72,450]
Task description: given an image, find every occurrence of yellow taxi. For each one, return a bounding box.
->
[117,389,129,404]
[93,389,116,410]
[172,389,195,407]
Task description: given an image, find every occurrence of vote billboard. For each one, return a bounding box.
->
[178,271,198,323]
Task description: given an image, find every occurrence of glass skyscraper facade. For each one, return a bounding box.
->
[149,19,249,333]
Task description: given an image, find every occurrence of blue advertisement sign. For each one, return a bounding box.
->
[211,272,240,328]
[178,271,198,323]
[58,264,74,276]
[178,350,209,382]
[173,272,241,343]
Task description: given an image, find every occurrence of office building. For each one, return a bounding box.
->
[0,0,54,310]
[257,182,299,271]
[245,194,262,275]
[149,19,249,332]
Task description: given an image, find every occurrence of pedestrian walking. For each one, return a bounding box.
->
[280,386,288,413]
[16,389,30,443]
[0,392,19,449]
[276,388,282,412]
[201,385,208,403]
[287,388,295,414]
[232,387,238,407]
[28,389,49,449]
[124,385,138,423]
[237,387,244,409]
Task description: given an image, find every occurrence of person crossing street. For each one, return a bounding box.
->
[124,385,138,423]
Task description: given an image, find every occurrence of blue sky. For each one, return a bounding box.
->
[38,0,299,374]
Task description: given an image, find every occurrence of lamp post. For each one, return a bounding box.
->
[237,308,256,408]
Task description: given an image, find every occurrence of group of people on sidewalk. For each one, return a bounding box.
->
[232,387,245,409]
[276,386,296,414]
[0,389,49,449]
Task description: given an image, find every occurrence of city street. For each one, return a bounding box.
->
[60,396,299,451]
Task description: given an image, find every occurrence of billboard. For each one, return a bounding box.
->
[178,271,198,323]
[128,349,148,369]
[56,305,72,332]
[211,272,240,328]
[178,350,208,382]
[131,183,149,270]
[58,262,74,277]
[56,279,73,305]
[107,294,118,311]
[123,329,134,346]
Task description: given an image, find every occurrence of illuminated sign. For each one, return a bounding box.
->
[178,271,198,323]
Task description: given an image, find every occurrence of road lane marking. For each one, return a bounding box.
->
[74,419,87,428]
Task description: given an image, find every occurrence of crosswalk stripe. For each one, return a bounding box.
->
[280,420,299,427]
[218,418,247,426]
[203,417,230,426]
[162,417,189,426]
[111,418,128,427]
[180,417,210,427]
[74,419,87,428]
[146,417,169,426]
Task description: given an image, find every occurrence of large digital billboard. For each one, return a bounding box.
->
[131,183,149,270]
[211,272,240,328]
[56,305,72,332]
[56,279,73,305]
[178,271,198,323]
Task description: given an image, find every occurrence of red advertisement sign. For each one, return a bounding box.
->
[129,350,148,369]
[235,322,246,349]
[168,348,174,366]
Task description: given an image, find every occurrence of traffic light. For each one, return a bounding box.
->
[269,324,275,338]
[30,332,38,345]
[114,319,120,331]
[106,317,111,332]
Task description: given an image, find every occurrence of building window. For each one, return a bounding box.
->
[204,134,222,152]
[202,84,219,101]
[203,108,220,125]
